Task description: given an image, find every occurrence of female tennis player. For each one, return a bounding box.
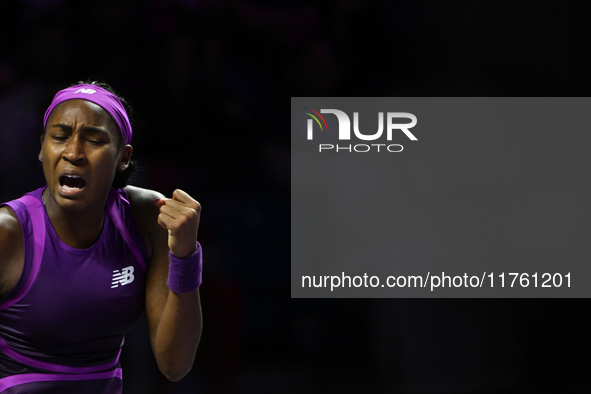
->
[0,82,203,393]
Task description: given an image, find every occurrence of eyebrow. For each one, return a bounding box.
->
[49,123,111,135]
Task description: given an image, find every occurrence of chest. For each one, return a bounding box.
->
[5,228,146,347]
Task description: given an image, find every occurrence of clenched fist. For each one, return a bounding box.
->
[155,189,201,258]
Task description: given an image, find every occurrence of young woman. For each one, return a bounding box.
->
[0,82,203,393]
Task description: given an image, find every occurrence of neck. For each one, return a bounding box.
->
[42,188,107,249]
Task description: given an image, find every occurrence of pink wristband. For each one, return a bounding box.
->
[167,243,203,293]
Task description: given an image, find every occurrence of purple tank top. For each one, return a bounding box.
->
[0,187,148,393]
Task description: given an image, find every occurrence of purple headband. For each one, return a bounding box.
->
[43,84,132,144]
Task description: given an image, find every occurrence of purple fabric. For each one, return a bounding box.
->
[0,336,122,374]
[167,243,203,293]
[43,84,132,144]
[0,187,148,389]
[0,368,122,392]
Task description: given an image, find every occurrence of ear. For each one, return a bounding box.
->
[118,145,133,171]
[39,135,45,161]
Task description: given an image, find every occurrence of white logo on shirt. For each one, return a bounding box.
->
[74,88,96,94]
[111,266,135,288]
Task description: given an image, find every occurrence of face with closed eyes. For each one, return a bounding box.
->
[40,99,132,212]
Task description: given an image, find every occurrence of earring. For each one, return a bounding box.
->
[39,156,43,161]
[121,164,126,169]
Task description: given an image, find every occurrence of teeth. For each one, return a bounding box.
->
[60,174,86,189]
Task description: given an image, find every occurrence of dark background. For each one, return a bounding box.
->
[1,0,590,392]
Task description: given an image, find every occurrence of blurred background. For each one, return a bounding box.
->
[1,0,591,393]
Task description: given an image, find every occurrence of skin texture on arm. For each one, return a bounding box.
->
[0,207,24,300]
[126,186,203,382]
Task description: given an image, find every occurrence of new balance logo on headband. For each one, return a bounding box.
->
[111,266,135,288]
[74,88,96,94]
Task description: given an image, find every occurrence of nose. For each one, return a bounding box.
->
[62,135,86,164]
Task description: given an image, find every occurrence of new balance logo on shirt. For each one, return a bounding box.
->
[111,266,135,288]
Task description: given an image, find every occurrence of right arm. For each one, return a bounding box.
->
[0,206,24,299]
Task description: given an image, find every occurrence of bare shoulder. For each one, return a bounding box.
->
[125,185,165,216]
[0,206,22,252]
[0,206,24,297]
[124,185,167,228]
[123,186,167,258]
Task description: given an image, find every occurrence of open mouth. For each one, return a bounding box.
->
[59,175,87,190]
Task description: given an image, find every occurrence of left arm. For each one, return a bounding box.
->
[130,187,203,382]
